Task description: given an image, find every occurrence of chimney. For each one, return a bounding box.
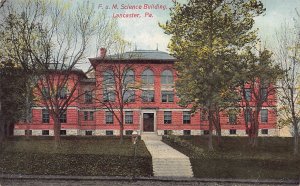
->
[98,48,107,58]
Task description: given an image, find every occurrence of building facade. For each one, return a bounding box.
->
[14,50,278,136]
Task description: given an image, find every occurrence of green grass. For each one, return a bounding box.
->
[163,136,300,180]
[0,136,152,176]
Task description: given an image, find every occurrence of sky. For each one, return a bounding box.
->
[85,0,300,53]
[66,0,300,70]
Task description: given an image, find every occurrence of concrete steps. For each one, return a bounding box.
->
[142,133,193,177]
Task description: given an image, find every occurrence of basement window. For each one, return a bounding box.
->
[42,130,49,136]
[60,130,66,135]
[85,131,92,136]
[183,130,191,135]
[261,129,268,135]
[229,129,236,135]
[106,130,114,136]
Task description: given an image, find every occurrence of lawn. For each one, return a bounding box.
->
[163,136,300,180]
[0,136,152,177]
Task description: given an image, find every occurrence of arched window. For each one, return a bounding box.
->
[103,70,115,85]
[161,70,173,85]
[124,69,135,85]
[142,69,154,84]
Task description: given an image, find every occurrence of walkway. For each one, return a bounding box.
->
[141,133,194,177]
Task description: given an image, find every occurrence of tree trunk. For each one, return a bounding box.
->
[251,110,260,148]
[208,109,214,151]
[119,124,124,144]
[293,123,299,155]
[53,117,61,147]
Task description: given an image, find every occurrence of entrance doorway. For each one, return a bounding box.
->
[143,113,154,132]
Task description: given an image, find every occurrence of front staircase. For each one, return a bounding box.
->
[141,133,194,177]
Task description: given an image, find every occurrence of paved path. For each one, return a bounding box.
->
[141,133,193,177]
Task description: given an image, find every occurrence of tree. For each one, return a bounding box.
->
[160,0,265,150]
[238,47,282,147]
[276,20,300,155]
[0,60,29,143]
[0,0,119,144]
[91,37,141,144]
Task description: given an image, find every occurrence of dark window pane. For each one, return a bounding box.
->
[106,111,113,124]
[124,70,135,85]
[125,130,133,135]
[59,112,67,123]
[103,70,115,85]
[183,111,191,124]
[161,91,174,103]
[245,89,251,101]
[124,90,135,102]
[85,131,92,135]
[42,130,49,135]
[229,129,236,135]
[260,88,268,101]
[60,130,66,135]
[142,90,154,102]
[261,129,268,134]
[103,90,115,102]
[42,109,50,123]
[161,70,173,85]
[261,109,268,122]
[106,130,113,135]
[183,130,191,135]
[142,69,154,84]
[84,91,93,103]
[125,111,133,124]
[164,111,172,124]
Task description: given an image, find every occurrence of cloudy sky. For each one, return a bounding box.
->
[88,0,299,53]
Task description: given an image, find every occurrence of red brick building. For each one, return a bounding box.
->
[14,50,277,136]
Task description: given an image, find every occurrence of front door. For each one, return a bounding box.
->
[143,113,154,132]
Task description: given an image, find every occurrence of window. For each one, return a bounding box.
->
[229,129,236,135]
[106,130,114,135]
[161,91,174,102]
[84,91,93,103]
[125,130,133,135]
[183,111,191,124]
[60,130,66,135]
[228,110,237,124]
[142,90,154,102]
[42,87,50,99]
[103,90,115,102]
[84,111,94,121]
[260,88,268,101]
[161,70,173,85]
[103,70,115,85]
[164,111,172,124]
[59,111,67,123]
[25,130,32,136]
[42,130,49,136]
[105,111,113,124]
[85,131,92,136]
[58,87,67,99]
[124,69,135,85]
[201,110,208,121]
[164,130,172,135]
[261,129,268,135]
[183,130,191,135]
[124,90,135,103]
[245,109,251,123]
[245,89,251,101]
[261,109,268,123]
[125,111,133,124]
[203,130,210,135]
[42,109,49,123]
[141,69,154,84]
